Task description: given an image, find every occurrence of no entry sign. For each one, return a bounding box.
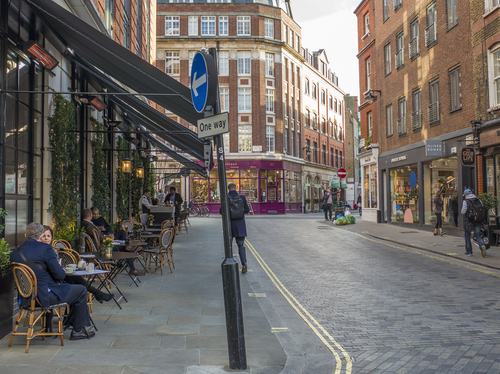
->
[338,168,347,179]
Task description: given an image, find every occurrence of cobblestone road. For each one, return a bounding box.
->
[245,215,500,374]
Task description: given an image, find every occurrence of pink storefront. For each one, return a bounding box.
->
[190,160,303,214]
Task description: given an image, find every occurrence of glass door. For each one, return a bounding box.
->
[267,170,278,210]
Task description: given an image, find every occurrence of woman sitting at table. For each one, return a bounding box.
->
[42,226,114,303]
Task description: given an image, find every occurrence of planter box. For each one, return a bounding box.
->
[0,271,15,340]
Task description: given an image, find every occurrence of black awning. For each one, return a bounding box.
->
[26,0,204,125]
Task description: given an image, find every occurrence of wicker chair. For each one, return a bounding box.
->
[84,235,98,253]
[64,248,81,262]
[57,251,77,268]
[161,219,175,229]
[9,263,67,353]
[177,211,189,234]
[91,229,101,250]
[145,229,174,275]
[52,239,71,249]
[121,220,134,233]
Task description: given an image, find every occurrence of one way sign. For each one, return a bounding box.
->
[190,51,218,113]
[197,112,229,139]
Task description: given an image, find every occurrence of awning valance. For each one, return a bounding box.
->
[331,179,340,189]
[341,180,348,189]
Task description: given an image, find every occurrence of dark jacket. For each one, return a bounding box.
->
[82,219,104,249]
[165,192,184,216]
[10,239,70,308]
[434,196,444,214]
[91,216,112,235]
[229,190,250,238]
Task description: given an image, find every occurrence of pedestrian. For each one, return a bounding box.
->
[451,195,459,227]
[164,186,183,226]
[323,189,333,221]
[357,192,362,216]
[227,183,250,273]
[433,190,445,236]
[461,189,487,257]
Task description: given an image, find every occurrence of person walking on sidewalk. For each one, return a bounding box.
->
[357,193,362,216]
[227,183,250,273]
[323,189,333,221]
[461,189,487,257]
[433,191,445,236]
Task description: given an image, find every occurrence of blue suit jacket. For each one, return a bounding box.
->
[10,239,70,308]
[228,190,250,238]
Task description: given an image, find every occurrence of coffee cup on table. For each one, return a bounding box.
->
[65,266,75,274]
[85,263,94,273]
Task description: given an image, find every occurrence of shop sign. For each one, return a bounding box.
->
[252,145,262,152]
[426,140,443,156]
[347,178,354,182]
[461,147,475,167]
[391,155,407,163]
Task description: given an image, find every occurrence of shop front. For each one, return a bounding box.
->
[190,160,303,214]
[359,145,379,223]
[379,130,474,228]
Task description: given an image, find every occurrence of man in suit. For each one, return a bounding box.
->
[91,207,112,235]
[227,183,250,273]
[164,186,183,226]
[10,223,94,340]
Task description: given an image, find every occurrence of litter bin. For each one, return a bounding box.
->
[334,207,344,219]
[377,209,382,223]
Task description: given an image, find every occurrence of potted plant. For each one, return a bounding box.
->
[313,198,320,212]
[478,193,499,244]
[147,214,155,226]
[0,208,14,340]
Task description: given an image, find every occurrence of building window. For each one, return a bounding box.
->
[396,32,404,69]
[123,0,130,48]
[188,16,198,36]
[136,0,141,55]
[220,88,229,112]
[165,51,180,75]
[266,126,275,152]
[384,43,392,75]
[322,145,327,165]
[330,147,334,166]
[490,46,500,108]
[366,57,371,90]
[486,0,500,12]
[305,78,310,95]
[265,18,274,38]
[340,151,343,167]
[290,131,294,157]
[238,125,252,152]
[312,83,317,99]
[386,104,393,136]
[447,0,458,28]
[306,139,311,161]
[238,88,251,112]
[296,132,300,157]
[312,113,318,130]
[334,98,338,113]
[237,52,251,75]
[219,16,228,36]
[104,0,114,37]
[410,18,420,60]
[266,89,275,113]
[265,53,274,77]
[364,12,370,35]
[201,16,216,36]
[394,0,402,11]
[335,149,339,167]
[412,89,422,130]
[165,16,180,35]
[383,0,390,21]
[364,164,378,209]
[321,118,326,133]
[450,67,461,111]
[425,3,437,48]
[398,97,407,135]
[188,51,195,76]
[428,79,440,125]
[368,111,373,137]
[219,51,228,76]
[313,142,318,163]
[237,16,251,36]
[321,90,326,105]
[305,109,310,127]
[329,96,333,109]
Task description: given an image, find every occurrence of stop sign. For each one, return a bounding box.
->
[338,168,347,179]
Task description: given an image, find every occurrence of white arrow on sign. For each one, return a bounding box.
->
[192,72,207,97]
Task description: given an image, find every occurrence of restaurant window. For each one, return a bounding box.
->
[390,165,417,223]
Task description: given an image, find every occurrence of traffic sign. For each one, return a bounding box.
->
[191,51,218,113]
[338,168,347,179]
[197,112,229,139]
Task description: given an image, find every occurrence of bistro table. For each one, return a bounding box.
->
[113,240,149,279]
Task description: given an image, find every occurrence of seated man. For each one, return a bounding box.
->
[10,223,94,340]
[91,207,112,235]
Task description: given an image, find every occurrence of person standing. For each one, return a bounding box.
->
[323,189,333,221]
[433,191,445,236]
[451,195,459,227]
[357,192,362,216]
[227,183,250,273]
[461,189,487,257]
[157,189,166,206]
[164,186,183,226]
[140,189,156,225]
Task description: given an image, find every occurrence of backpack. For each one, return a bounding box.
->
[467,198,486,224]
[228,195,246,220]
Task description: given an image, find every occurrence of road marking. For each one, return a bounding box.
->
[271,327,289,333]
[248,293,267,297]
[246,239,352,374]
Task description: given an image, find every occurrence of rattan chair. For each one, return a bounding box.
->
[121,220,134,233]
[84,235,97,253]
[91,229,101,250]
[145,229,174,275]
[177,211,189,234]
[52,239,71,249]
[57,251,77,268]
[64,248,81,262]
[9,263,67,353]
[161,219,175,229]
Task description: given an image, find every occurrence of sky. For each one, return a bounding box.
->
[290,0,360,97]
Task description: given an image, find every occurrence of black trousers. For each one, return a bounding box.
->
[48,284,89,332]
[435,213,442,230]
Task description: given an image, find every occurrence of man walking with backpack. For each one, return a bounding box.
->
[461,189,487,257]
[227,183,250,273]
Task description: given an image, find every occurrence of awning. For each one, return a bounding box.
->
[27,0,204,126]
[331,179,340,189]
[341,180,348,189]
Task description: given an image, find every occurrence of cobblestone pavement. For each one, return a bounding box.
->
[244,214,500,374]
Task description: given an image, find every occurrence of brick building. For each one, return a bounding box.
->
[356,0,475,229]
[156,0,346,214]
[344,95,360,207]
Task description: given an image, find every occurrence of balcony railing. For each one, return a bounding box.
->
[395,48,404,69]
[428,102,440,125]
[393,0,402,10]
[397,117,407,135]
[411,110,422,130]
[425,23,437,48]
[409,36,420,60]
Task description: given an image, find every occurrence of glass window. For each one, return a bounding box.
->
[368,111,373,137]
[219,51,229,76]
[201,16,216,35]
[219,16,228,36]
[366,57,371,90]
[165,16,180,35]
[266,89,274,113]
[238,88,251,111]
[364,12,370,35]
[386,104,393,136]
[237,52,251,75]
[384,43,392,75]
[265,18,274,38]
[188,51,195,76]
[266,125,275,152]
[410,18,420,60]
[496,155,500,214]
[220,88,229,112]
[383,0,390,21]
[390,165,418,223]
[238,125,252,152]
[165,51,180,75]
[188,16,198,36]
[265,53,274,77]
[209,178,220,202]
[447,0,458,28]
[191,179,208,202]
[305,78,310,95]
[237,16,251,36]
[450,67,461,111]
[312,83,317,99]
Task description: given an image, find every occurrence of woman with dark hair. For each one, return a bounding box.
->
[42,225,114,303]
[433,191,445,236]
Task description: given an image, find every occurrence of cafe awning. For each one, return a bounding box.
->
[341,180,348,189]
[331,179,340,189]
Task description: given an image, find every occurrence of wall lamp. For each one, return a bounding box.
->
[24,41,59,70]
[136,165,144,179]
[122,158,132,173]
[364,89,382,103]
[303,145,311,158]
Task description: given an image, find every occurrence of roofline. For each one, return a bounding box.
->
[353,0,369,15]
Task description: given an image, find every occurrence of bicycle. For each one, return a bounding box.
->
[188,201,210,217]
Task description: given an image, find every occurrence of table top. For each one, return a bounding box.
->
[66,269,109,276]
[143,228,164,232]
[82,252,140,260]
[113,241,147,247]
[141,234,160,238]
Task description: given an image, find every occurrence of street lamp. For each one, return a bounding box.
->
[122,158,132,173]
[136,165,144,179]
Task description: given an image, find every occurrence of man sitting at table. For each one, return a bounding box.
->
[91,207,112,235]
[10,223,95,340]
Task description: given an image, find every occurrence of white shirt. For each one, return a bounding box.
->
[141,195,153,210]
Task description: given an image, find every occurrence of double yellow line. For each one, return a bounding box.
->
[245,239,352,374]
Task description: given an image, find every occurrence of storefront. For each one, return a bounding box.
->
[190,160,303,214]
[379,129,474,228]
[359,145,379,222]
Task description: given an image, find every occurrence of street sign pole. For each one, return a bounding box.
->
[208,47,247,370]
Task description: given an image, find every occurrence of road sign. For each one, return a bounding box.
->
[191,51,218,113]
[338,168,347,179]
[197,112,229,139]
